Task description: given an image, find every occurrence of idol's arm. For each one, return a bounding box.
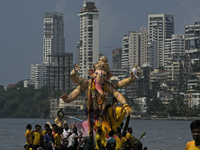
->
[108,85,132,116]
[60,85,86,103]
[70,63,88,88]
[112,70,140,89]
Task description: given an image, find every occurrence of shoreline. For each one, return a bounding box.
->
[55,114,200,121]
[130,116,200,121]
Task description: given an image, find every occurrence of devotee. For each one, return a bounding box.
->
[25,124,33,149]
[77,132,94,150]
[106,130,116,150]
[185,120,200,150]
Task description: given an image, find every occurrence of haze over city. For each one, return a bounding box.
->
[1,0,200,87]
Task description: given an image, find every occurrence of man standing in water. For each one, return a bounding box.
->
[185,120,200,150]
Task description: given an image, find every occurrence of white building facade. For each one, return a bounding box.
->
[43,12,65,64]
[129,27,148,69]
[185,22,200,64]
[148,14,174,67]
[122,35,129,69]
[30,63,47,89]
[78,1,99,79]
[165,34,185,66]
[147,41,157,69]
[30,12,66,89]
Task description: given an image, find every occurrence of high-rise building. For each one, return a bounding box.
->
[140,28,148,67]
[112,48,122,69]
[165,34,185,66]
[77,1,99,79]
[43,12,65,64]
[129,31,139,69]
[46,53,73,92]
[185,22,200,64]
[148,14,174,67]
[30,12,73,91]
[122,35,129,69]
[129,27,148,69]
[147,41,157,69]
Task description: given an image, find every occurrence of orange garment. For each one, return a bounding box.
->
[185,140,200,150]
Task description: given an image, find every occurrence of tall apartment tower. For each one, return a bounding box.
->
[112,48,122,69]
[147,41,157,69]
[30,12,73,90]
[165,34,185,66]
[185,22,200,64]
[148,14,174,67]
[129,27,148,69]
[78,1,99,79]
[122,35,129,69]
[43,12,65,64]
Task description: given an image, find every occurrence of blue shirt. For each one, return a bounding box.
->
[44,134,53,149]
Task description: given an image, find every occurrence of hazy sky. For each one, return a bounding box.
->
[0,0,200,87]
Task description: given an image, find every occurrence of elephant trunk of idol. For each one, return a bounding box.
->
[95,82,105,98]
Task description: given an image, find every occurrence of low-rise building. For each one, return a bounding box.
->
[157,91,173,105]
[188,79,200,89]
[134,97,147,113]
[59,95,86,111]
[149,69,167,98]
[184,92,200,108]
[166,54,191,94]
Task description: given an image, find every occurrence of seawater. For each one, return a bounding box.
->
[0,118,192,150]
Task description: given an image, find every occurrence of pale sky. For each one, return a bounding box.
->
[0,0,200,87]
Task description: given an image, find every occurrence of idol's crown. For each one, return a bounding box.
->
[94,55,109,72]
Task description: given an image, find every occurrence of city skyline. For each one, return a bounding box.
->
[1,0,200,86]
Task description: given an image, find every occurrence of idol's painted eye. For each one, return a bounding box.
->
[95,72,98,75]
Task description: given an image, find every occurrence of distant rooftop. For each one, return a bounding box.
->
[44,12,63,19]
[80,1,98,13]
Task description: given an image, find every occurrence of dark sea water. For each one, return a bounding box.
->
[0,118,192,150]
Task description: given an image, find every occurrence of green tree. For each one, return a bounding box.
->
[166,95,188,116]
[146,98,166,115]
[0,81,51,118]
[191,62,200,72]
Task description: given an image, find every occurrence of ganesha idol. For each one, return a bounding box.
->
[61,55,139,146]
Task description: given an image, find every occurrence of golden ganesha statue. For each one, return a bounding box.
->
[61,55,139,146]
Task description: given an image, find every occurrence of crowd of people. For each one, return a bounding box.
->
[24,119,200,150]
[24,123,146,150]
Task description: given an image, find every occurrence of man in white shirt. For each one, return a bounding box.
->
[62,123,73,149]
[67,127,78,150]
[62,123,73,138]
